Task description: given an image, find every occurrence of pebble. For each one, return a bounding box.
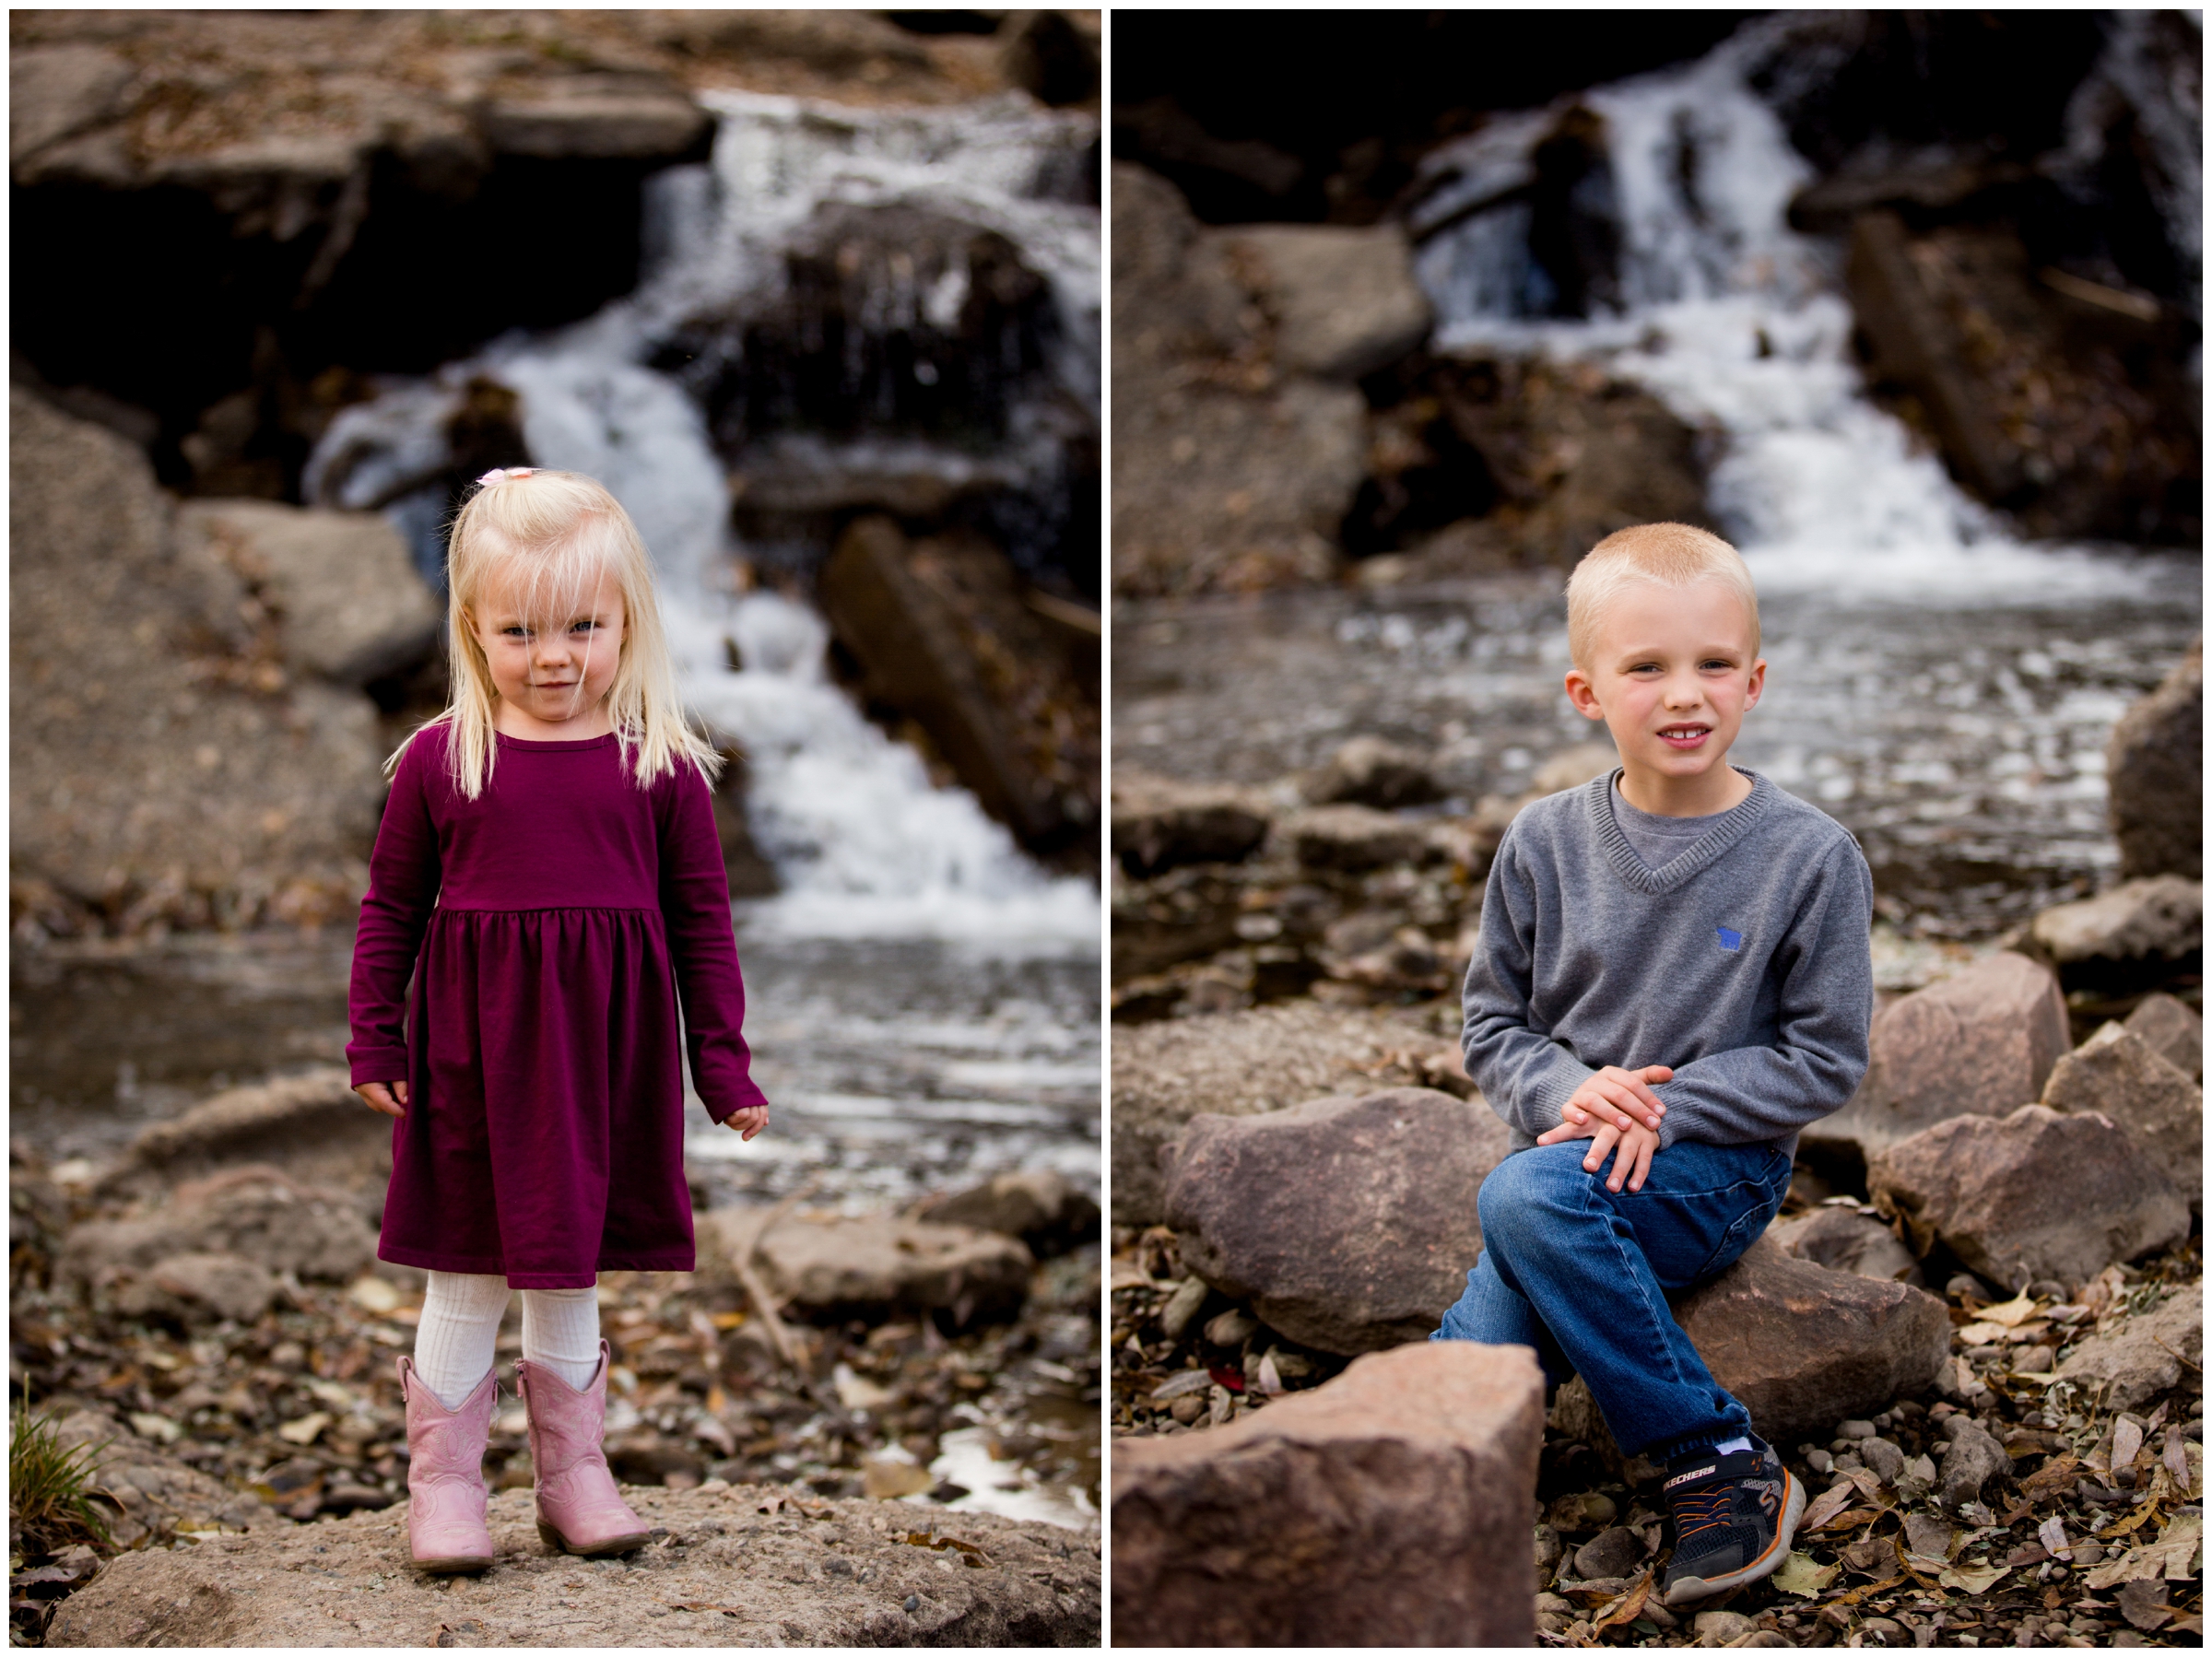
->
[1806,1448,1835,1474]
[1838,1419,1877,1440]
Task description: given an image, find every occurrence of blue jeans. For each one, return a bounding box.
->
[1432,1138,1793,1463]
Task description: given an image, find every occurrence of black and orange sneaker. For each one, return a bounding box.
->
[1657,1437,1804,1606]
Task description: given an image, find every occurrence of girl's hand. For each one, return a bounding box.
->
[722,1106,769,1141]
[356,1080,407,1118]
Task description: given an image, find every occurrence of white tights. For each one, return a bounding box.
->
[414,1272,602,1409]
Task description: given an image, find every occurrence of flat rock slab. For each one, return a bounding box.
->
[1868,1105,2192,1291]
[2055,1287,2206,1413]
[1767,1205,1924,1287]
[700,1208,1033,1321]
[1109,770,1273,876]
[1110,1000,1464,1225]
[1808,952,2068,1160]
[2029,876,2203,991]
[1553,1240,1951,1458]
[47,1484,1099,1648]
[1163,1087,1511,1354]
[60,1167,378,1296]
[1112,1342,1543,1647]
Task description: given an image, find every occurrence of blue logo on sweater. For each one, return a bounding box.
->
[1716,927,1743,952]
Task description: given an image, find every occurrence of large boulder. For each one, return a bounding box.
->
[1112,1342,1543,1647]
[46,1481,1097,1647]
[1110,770,1271,876]
[1110,163,1367,596]
[2054,1287,2205,1413]
[1110,1002,1465,1225]
[1867,1105,2191,1292]
[1215,224,1431,382]
[10,389,386,935]
[2107,640,2202,881]
[914,1169,1099,1260]
[818,516,1097,858]
[2040,1025,2202,1211]
[1553,1240,1950,1460]
[2028,876,2203,995]
[1806,952,2069,1162]
[1162,1088,1512,1354]
[173,500,439,687]
[701,1207,1033,1323]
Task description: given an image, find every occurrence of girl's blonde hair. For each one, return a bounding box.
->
[1564,522,1761,670]
[392,468,723,798]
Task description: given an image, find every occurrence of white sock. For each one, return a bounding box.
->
[1712,1435,1753,1456]
[520,1286,603,1393]
[415,1272,511,1410]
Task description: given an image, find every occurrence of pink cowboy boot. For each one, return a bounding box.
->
[515,1339,652,1557]
[396,1357,498,1573]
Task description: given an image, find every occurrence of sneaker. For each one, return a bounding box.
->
[1658,1437,1804,1606]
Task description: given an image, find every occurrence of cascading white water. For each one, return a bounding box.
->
[1410,17,2196,602]
[306,90,1099,946]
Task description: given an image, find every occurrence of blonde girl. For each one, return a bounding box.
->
[347,468,769,1573]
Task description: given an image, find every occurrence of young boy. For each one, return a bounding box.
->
[1435,523,1875,1606]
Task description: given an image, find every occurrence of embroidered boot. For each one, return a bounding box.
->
[515,1338,652,1557]
[397,1357,498,1573]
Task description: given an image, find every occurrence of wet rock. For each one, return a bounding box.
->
[1279,805,1426,873]
[1807,952,2069,1161]
[1164,1087,1509,1353]
[1348,353,1713,573]
[702,1207,1033,1324]
[1111,770,1271,876]
[2123,991,2205,1081]
[1845,211,2198,546]
[1110,1000,1463,1225]
[1867,1105,2191,1291]
[1552,1241,1950,1459]
[1215,224,1431,382]
[60,1168,378,1296]
[1111,163,1366,595]
[116,1250,278,1325]
[1768,1205,1924,1287]
[10,390,385,936]
[1112,1341,1543,1646]
[174,501,439,688]
[2041,1025,2202,1210]
[1936,1418,2011,1510]
[915,1170,1100,1259]
[477,73,710,160]
[818,515,1095,858]
[1304,735,1441,810]
[2108,641,2202,881]
[2054,1287,2204,1412]
[46,1483,1096,1647]
[2028,876,2204,996]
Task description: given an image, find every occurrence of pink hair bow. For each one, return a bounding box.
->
[477,466,535,486]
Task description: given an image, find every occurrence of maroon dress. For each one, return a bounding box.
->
[346,723,769,1288]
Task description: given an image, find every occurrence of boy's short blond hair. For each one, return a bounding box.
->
[1564,522,1760,669]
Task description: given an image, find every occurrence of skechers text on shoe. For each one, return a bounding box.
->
[1659,1436,1804,1606]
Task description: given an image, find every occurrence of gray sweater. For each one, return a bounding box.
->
[1463,768,1875,1158]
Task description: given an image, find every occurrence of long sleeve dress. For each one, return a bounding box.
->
[346,722,770,1288]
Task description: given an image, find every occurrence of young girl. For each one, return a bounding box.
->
[347,467,770,1573]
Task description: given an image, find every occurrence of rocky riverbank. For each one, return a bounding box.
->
[8,1073,1100,1647]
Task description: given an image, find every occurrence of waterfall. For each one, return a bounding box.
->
[1408,17,2194,604]
[306,90,1099,946]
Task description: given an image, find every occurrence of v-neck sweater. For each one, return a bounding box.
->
[1462,767,1875,1158]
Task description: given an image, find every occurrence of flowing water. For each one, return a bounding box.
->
[17,90,1102,1527]
[1119,18,2200,944]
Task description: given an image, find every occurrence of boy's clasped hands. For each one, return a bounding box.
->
[1535,1064,1673,1193]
